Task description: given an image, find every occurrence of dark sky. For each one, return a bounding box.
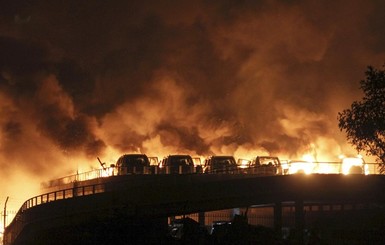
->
[0,0,384,197]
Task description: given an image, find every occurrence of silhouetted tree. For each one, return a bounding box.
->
[338,65,385,172]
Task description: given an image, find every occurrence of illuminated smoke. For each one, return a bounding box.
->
[0,0,384,196]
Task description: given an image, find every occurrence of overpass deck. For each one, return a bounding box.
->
[4,173,385,244]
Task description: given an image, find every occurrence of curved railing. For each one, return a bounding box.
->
[40,167,115,189]
[4,182,106,245]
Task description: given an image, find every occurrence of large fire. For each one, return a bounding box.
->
[1,0,384,234]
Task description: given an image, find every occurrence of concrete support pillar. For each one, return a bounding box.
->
[295,199,304,244]
[274,201,282,236]
[198,212,205,227]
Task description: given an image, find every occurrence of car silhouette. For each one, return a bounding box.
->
[203,156,239,173]
[115,154,151,174]
[160,155,195,174]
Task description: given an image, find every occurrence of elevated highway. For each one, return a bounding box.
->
[4,173,385,244]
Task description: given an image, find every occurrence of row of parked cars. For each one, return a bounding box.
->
[113,153,369,176]
[114,154,283,175]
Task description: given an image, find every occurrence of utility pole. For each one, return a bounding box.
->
[3,196,9,245]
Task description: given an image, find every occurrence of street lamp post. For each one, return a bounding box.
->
[3,197,9,245]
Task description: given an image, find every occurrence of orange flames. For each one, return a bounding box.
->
[1,0,384,233]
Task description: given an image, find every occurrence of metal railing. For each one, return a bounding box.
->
[40,168,115,189]
[4,183,106,245]
[40,162,384,190]
[23,184,105,210]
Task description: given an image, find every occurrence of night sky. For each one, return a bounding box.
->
[0,0,385,208]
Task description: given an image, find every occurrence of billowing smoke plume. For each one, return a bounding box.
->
[1,0,385,199]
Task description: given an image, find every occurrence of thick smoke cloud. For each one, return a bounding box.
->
[0,0,385,191]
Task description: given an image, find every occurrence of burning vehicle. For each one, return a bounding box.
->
[159,155,195,174]
[247,156,283,175]
[203,155,239,173]
[340,156,368,175]
[115,154,152,174]
[287,160,315,175]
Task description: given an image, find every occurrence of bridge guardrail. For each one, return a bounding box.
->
[40,163,383,190]
[4,182,106,245]
[40,168,114,189]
